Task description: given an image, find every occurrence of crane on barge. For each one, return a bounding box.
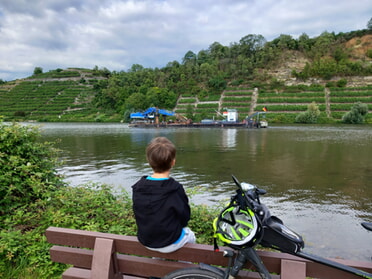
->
[130,107,175,125]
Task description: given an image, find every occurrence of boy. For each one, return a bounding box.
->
[132,137,196,253]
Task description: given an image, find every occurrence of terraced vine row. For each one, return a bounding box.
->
[0,80,95,120]
[174,86,372,121]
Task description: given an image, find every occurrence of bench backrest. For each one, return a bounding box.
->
[46,226,372,279]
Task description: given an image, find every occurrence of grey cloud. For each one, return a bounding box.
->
[0,0,371,81]
[0,0,86,16]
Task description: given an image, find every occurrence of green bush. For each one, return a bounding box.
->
[342,102,369,124]
[336,78,347,87]
[0,122,65,215]
[366,49,372,59]
[295,102,321,123]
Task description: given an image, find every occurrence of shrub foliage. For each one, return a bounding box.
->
[342,102,369,124]
[295,101,321,123]
[0,122,65,215]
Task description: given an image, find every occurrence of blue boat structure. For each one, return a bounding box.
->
[129,107,175,126]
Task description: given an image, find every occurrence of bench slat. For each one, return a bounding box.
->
[63,267,90,279]
[50,246,92,267]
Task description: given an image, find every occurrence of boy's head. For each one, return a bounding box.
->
[146,137,176,173]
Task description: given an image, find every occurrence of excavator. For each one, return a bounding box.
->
[130,107,175,124]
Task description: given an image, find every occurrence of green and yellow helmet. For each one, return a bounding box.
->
[213,202,260,247]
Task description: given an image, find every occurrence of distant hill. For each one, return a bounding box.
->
[0,68,112,122]
[0,31,371,123]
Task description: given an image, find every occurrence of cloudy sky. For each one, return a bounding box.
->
[1,0,371,81]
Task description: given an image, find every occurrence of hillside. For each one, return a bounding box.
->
[174,85,372,123]
[0,32,371,123]
[0,68,112,122]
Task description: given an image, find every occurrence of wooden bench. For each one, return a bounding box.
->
[46,226,372,279]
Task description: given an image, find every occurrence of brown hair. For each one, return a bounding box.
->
[146,137,176,173]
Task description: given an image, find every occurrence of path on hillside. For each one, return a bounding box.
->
[325,88,331,117]
[249,88,258,114]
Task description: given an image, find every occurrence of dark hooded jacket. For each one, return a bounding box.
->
[132,176,191,248]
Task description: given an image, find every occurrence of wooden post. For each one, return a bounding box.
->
[280,259,306,279]
[91,238,120,279]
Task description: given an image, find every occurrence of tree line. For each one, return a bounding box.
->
[89,27,372,119]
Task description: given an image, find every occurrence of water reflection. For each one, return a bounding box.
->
[37,123,372,261]
[221,128,237,148]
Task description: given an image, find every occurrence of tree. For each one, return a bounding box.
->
[199,62,216,81]
[295,102,320,123]
[130,64,144,72]
[182,50,197,65]
[208,42,228,60]
[197,50,210,65]
[239,34,266,57]
[208,75,227,93]
[342,102,368,124]
[312,57,338,79]
[145,87,177,109]
[309,31,336,59]
[125,92,147,110]
[332,47,347,63]
[298,33,312,52]
[276,34,297,50]
[367,17,372,30]
[33,67,43,75]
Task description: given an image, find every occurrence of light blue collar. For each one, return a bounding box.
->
[147,176,169,181]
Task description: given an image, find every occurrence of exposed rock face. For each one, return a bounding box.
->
[267,50,309,82]
[345,34,372,60]
[267,34,372,87]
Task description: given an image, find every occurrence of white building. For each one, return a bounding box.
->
[223,109,238,122]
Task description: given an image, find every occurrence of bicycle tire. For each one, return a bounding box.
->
[162,267,224,279]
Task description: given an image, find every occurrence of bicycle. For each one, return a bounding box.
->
[163,175,372,279]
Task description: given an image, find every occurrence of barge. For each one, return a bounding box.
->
[129,107,268,128]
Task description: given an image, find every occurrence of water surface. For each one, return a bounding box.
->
[37,123,372,261]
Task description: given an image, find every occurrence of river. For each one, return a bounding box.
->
[36,122,372,261]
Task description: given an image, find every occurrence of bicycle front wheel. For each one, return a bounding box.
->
[163,267,224,279]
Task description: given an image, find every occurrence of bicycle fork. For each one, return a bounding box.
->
[229,248,271,279]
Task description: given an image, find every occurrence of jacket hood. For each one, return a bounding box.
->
[132,176,180,203]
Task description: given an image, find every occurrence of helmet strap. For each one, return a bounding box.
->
[213,237,220,252]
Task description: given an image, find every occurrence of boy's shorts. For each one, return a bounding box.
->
[145,227,196,253]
